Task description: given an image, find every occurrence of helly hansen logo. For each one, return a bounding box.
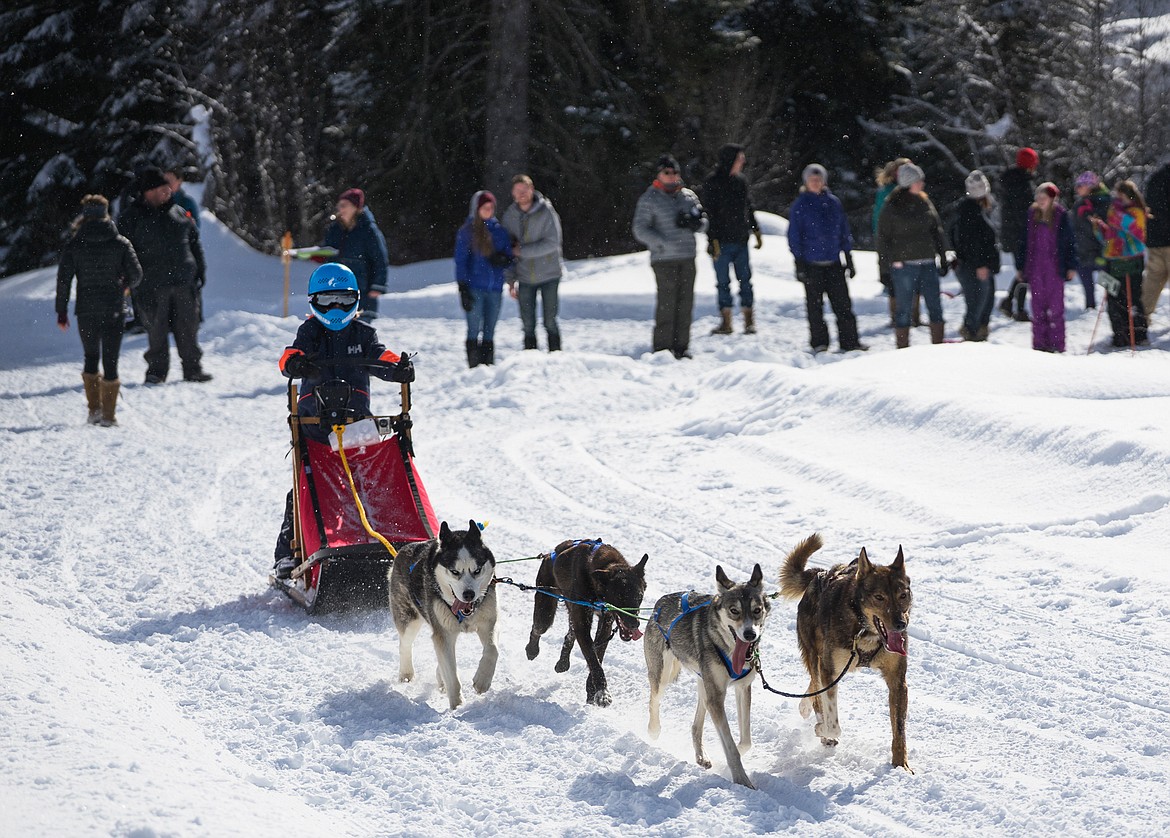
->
[348,345,362,355]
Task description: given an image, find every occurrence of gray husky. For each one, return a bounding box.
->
[644,564,770,789]
[389,520,499,710]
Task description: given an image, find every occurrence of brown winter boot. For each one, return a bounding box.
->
[82,372,102,424]
[711,307,734,335]
[99,378,120,427]
[743,307,755,334]
[930,322,945,344]
[895,327,910,349]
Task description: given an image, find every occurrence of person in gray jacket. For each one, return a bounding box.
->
[501,174,565,351]
[632,154,708,358]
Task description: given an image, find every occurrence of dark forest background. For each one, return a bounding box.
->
[2,0,1168,277]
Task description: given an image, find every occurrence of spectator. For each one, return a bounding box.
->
[632,154,707,359]
[873,157,916,326]
[272,262,414,578]
[322,187,389,321]
[1092,180,1149,348]
[501,174,565,351]
[163,166,200,229]
[999,147,1039,320]
[117,166,211,384]
[949,170,1001,341]
[1017,183,1077,353]
[875,163,949,348]
[1072,171,1111,311]
[787,164,866,353]
[1141,159,1170,318]
[701,143,762,335]
[55,194,142,426]
[455,190,513,367]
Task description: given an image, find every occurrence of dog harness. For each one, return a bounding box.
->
[548,538,604,564]
[652,593,753,681]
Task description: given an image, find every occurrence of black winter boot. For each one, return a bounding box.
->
[523,333,538,350]
[466,339,480,368]
[480,341,495,365]
[547,332,561,352]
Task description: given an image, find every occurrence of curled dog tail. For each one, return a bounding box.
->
[779,533,824,599]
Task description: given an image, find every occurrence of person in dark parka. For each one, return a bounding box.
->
[701,143,762,335]
[998,147,1039,320]
[949,170,1001,341]
[321,187,390,321]
[56,194,142,426]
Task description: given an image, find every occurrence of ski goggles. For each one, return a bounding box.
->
[311,290,359,309]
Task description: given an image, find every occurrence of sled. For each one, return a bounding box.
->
[270,361,438,614]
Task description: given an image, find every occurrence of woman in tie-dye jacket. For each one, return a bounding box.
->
[1092,180,1149,348]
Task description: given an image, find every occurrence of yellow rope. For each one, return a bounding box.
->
[333,423,397,558]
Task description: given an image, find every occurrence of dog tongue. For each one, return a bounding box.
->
[732,639,751,675]
[884,629,908,656]
[451,599,473,617]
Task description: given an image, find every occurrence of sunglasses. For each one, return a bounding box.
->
[312,291,359,309]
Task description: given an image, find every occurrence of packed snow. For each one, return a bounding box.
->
[3,211,1169,837]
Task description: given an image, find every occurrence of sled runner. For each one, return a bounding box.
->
[271,360,438,614]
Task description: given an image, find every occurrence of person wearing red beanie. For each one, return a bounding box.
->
[998,147,1040,321]
[321,187,389,320]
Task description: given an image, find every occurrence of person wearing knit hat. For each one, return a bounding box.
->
[135,166,168,194]
[55,194,143,425]
[1091,180,1150,348]
[703,143,762,336]
[1141,160,1170,318]
[787,163,866,353]
[320,186,389,321]
[633,153,708,359]
[454,189,514,367]
[875,163,949,348]
[872,157,918,327]
[1017,178,1077,352]
[950,170,1000,341]
[998,147,1040,321]
[1072,171,1111,311]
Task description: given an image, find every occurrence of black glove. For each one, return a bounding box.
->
[390,357,415,383]
[844,252,856,278]
[937,255,949,278]
[676,206,705,231]
[795,260,809,284]
[283,352,318,379]
[458,282,474,312]
[488,251,512,268]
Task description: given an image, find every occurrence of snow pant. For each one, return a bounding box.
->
[1103,257,1148,346]
[713,242,754,310]
[1029,273,1066,352]
[1076,266,1097,309]
[802,262,860,350]
[652,259,696,356]
[891,261,943,329]
[141,284,204,380]
[465,287,503,343]
[517,278,560,348]
[1142,246,1170,316]
[78,311,125,380]
[956,264,996,338]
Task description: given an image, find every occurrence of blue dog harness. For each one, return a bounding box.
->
[548,538,604,564]
[652,592,754,681]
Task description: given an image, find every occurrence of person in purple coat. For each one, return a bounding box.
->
[1016,183,1077,352]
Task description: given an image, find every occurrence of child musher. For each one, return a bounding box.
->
[272,263,414,578]
[1092,180,1149,349]
[1016,183,1077,353]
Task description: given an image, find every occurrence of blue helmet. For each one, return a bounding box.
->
[307,263,360,330]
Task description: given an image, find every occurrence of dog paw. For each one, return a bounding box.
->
[819,737,839,747]
[554,658,570,674]
[647,722,660,740]
[738,741,753,755]
[798,698,814,719]
[525,641,540,660]
[473,676,493,694]
[588,689,612,707]
[697,755,712,769]
[399,670,414,683]
[448,694,463,710]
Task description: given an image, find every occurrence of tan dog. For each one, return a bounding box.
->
[779,533,913,770]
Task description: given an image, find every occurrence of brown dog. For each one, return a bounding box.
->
[525,539,648,707]
[779,533,913,771]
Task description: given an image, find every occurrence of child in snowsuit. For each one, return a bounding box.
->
[1016,183,1077,353]
[272,263,414,578]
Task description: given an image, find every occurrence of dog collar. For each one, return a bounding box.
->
[718,642,756,681]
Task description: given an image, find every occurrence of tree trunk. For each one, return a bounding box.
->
[484,0,531,198]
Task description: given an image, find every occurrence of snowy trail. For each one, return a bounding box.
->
[4,217,1170,835]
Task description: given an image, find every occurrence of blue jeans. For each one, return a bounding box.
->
[891,262,943,328]
[956,264,995,335]
[466,287,503,342]
[518,278,560,341]
[713,242,753,309]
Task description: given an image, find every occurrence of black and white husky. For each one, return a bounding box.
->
[389,520,499,710]
[644,564,770,789]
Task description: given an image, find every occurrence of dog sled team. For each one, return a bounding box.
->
[273,263,915,792]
